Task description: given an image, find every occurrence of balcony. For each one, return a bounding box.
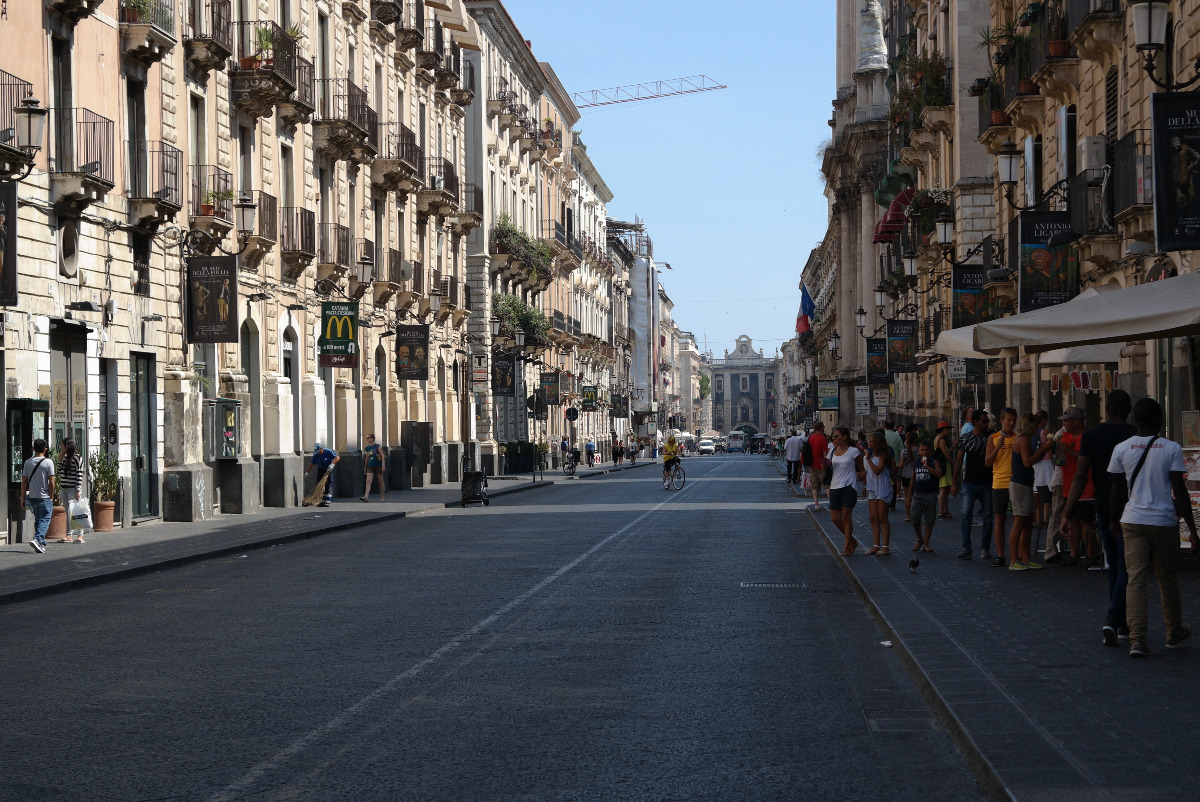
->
[183,0,233,86]
[540,124,563,159]
[1002,54,1045,135]
[229,21,297,121]
[415,156,458,215]
[451,61,476,107]
[374,248,406,305]
[126,140,183,231]
[317,223,352,283]
[976,88,1015,154]
[395,1,424,51]
[1069,168,1120,266]
[45,0,103,25]
[372,0,402,24]
[239,190,277,271]
[451,182,483,234]
[280,206,316,280]
[188,164,233,251]
[1066,0,1123,66]
[0,71,34,181]
[436,274,457,322]
[1113,129,1155,241]
[49,108,116,217]
[313,78,378,164]
[540,218,568,256]
[119,0,177,67]
[350,238,375,300]
[396,258,424,313]
[371,123,423,197]
[416,19,443,71]
[436,46,461,91]
[486,77,515,119]
[277,55,316,134]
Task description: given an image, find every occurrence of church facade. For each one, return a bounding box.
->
[709,336,780,435]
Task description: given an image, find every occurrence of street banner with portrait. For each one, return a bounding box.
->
[0,181,18,306]
[952,264,987,328]
[611,394,629,418]
[394,323,428,379]
[818,380,839,411]
[886,319,917,373]
[493,352,516,397]
[866,337,889,384]
[319,301,360,368]
[540,372,560,406]
[1152,92,1200,252]
[186,255,238,343]
[1017,211,1078,313]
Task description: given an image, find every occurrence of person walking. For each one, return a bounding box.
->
[1033,412,1055,532]
[1009,413,1055,570]
[306,443,340,507]
[985,408,1018,567]
[1108,397,1198,658]
[361,434,386,502]
[1064,390,1137,646]
[585,438,596,467]
[828,426,865,556]
[865,430,894,556]
[628,440,637,467]
[1058,406,1100,568]
[899,430,918,522]
[953,408,994,560]
[909,439,944,552]
[805,421,829,511]
[784,429,805,485]
[21,438,55,553]
[560,436,570,468]
[934,421,954,518]
[58,438,86,543]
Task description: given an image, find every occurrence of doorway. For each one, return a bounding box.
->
[131,353,157,517]
[49,321,88,458]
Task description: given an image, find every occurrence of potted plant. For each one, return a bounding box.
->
[1045,1,1069,57]
[200,187,234,216]
[89,450,120,532]
[986,69,1010,126]
[120,0,151,24]
[255,25,276,68]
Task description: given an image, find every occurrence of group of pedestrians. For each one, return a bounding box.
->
[787,392,1197,658]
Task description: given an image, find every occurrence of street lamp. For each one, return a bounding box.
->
[874,286,887,310]
[515,328,526,349]
[829,330,840,353]
[429,285,442,314]
[9,94,48,181]
[1128,0,1200,89]
[855,306,866,331]
[234,195,257,238]
[902,248,918,278]
[491,314,501,337]
[996,139,1069,211]
[935,210,953,246]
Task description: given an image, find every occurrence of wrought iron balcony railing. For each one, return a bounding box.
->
[251,189,278,241]
[189,163,233,219]
[425,156,459,198]
[280,207,315,256]
[52,107,116,184]
[183,0,232,51]
[231,20,297,87]
[319,223,352,268]
[126,140,183,207]
[1113,129,1152,216]
[119,0,176,36]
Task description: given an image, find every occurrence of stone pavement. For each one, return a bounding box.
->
[772,457,1200,801]
[0,476,554,605]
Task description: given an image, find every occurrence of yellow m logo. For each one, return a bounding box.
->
[325,315,354,340]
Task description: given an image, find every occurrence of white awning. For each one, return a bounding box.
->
[1036,343,1123,365]
[935,325,1013,359]
[973,275,1200,354]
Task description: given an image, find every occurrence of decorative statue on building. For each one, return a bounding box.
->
[857,1,887,72]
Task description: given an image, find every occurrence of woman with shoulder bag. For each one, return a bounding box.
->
[59,439,86,543]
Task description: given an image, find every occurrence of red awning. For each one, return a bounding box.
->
[872,188,914,243]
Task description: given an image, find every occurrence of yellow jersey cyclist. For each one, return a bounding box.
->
[662,435,682,485]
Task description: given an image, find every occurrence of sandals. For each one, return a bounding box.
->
[922,545,935,553]
[841,538,859,556]
[913,540,923,551]
[867,546,881,556]
[878,547,891,555]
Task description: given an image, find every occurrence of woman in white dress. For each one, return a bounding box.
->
[865,430,894,555]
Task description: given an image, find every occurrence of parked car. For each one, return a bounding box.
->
[697,439,715,455]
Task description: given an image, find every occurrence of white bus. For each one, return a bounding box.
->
[726,431,747,453]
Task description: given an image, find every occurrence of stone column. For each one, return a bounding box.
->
[162,369,213,522]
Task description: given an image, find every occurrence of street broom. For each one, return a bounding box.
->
[303,471,329,507]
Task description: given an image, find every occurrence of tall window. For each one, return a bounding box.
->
[280,144,294,206]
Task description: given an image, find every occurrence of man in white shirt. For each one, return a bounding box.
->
[1108,397,1198,658]
[784,430,805,485]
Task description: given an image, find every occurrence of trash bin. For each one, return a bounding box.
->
[461,470,488,507]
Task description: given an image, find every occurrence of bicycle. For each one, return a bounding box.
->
[663,461,686,490]
[563,454,576,476]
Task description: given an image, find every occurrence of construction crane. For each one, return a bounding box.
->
[570,75,727,110]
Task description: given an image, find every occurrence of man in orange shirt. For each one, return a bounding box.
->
[1057,406,1099,568]
[985,408,1018,567]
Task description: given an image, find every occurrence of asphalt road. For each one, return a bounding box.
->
[2,456,985,801]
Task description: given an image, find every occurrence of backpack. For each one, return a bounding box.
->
[801,439,814,467]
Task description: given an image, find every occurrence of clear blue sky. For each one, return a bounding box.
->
[505,0,838,358]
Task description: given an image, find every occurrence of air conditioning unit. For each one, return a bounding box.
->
[1078,136,1107,171]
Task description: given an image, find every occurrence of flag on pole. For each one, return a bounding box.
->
[796,285,816,335]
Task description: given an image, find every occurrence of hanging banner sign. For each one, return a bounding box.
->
[818,380,839,411]
[471,352,489,390]
[0,181,18,307]
[952,264,986,328]
[493,352,516,397]
[393,324,429,379]
[318,301,360,368]
[540,372,560,406]
[866,337,889,384]
[965,358,989,384]
[1017,211,1079,313]
[1151,92,1200,252]
[886,319,917,373]
[581,385,598,411]
[611,394,629,418]
[186,255,239,343]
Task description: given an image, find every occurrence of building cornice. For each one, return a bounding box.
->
[538,61,580,128]
[465,1,546,95]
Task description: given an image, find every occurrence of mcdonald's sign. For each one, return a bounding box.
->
[318,301,359,367]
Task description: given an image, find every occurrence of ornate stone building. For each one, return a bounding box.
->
[709,336,780,435]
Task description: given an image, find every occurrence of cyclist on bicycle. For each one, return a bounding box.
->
[662,434,682,486]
